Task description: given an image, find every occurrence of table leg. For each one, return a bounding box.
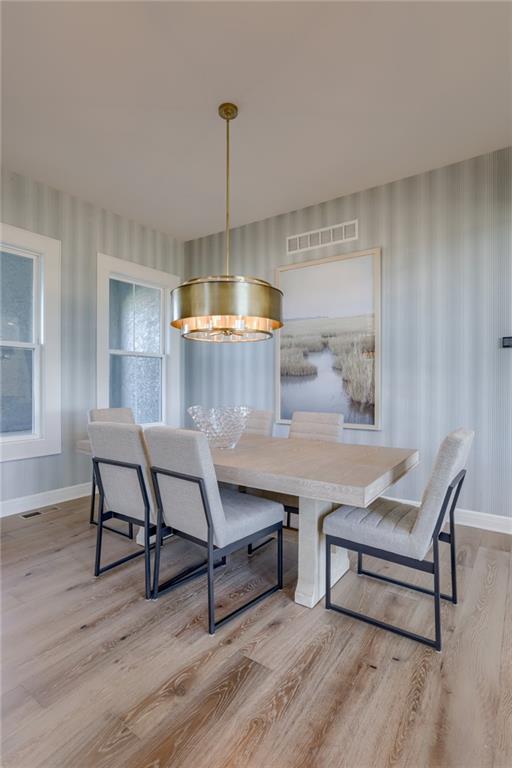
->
[294,497,349,608]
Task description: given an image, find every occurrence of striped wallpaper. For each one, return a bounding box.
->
[184,148,512,519]
[1,169,184,501]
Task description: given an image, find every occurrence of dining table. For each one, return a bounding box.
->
[77,432,419,609]
[211,434,419,608]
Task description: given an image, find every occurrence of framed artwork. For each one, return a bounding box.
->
[275,247,381,430]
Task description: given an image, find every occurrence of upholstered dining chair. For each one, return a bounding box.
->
[86,407,135,529]
[323,428,474,651]
[284,411,344,528]
[88,422,156,599]
[245,410,274,437]
[145,426,284,634]
[289,411,344,442]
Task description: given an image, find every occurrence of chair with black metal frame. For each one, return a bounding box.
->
[145,426,284,634]
[275,411,345,529]
[245,409,274,437]
[323,428,474,651]
[246,410,345,552]
[87,407,135,539]
[88,421,158,599]
[243,410,277,554]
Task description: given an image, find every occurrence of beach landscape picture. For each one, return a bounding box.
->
[276,249,380,428]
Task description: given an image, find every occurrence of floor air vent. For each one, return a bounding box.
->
[20,505,59,519]
[287,219,358,255]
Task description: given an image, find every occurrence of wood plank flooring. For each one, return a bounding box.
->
[1,497,510,768]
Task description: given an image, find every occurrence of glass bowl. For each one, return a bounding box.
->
[188,405,252,449]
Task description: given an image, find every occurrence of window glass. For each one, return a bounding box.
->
[1,251,34,343]
[0,346,33,434]
[109,279,134,351]
[134,284,161,354]
[109,355,161,424]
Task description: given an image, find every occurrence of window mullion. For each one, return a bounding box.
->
[0,340,37,350]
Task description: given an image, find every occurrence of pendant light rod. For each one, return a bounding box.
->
[219,102,238,276]
[225,115,230,275]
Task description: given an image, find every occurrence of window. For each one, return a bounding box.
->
[108,278,163,424]
[0,224,61,461]
[97,254,181,426]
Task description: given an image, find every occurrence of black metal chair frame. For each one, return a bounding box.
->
[151,466,283,634]
[89,470,133,539]
[325,470,466,652]
[93,457,157,600]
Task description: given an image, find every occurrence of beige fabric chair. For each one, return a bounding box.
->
[89,407,135,424]
[245,410,273,437]
[282,411,344,527]
[81,408,135,524]
[323,428,474,651]
[144,426,284,634]
[88,422,156,599]
[249,410,345,531]
[289,411,344,442]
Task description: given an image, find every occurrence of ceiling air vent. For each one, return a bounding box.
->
[287,219,358,255]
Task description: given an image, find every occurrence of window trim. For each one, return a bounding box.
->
[0,223,61,462]
[96,253,181,427]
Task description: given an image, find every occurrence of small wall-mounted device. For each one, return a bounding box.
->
[502,337,512,348]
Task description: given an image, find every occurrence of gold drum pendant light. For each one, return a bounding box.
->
[171,103,283,342]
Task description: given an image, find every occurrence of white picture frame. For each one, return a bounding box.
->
[275,247,381,430]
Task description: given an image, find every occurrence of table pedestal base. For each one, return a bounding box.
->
[294,497,349,608]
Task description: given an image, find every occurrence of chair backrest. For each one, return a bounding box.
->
[245,410,273,437]
[87,422,155,522]
[144,426,226,546]
[289,411,344,442]
[89,407,135,424]
[413,428,474,556]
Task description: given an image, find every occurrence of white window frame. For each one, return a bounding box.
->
[96,253,181,427]
[0,223,61,462]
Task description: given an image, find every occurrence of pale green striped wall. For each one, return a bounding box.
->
[1,169,184,501]
[184,148,512,518]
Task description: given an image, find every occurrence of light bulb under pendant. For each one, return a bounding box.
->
[171,103,283,342]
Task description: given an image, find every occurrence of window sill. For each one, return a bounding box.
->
[0,435,62,462]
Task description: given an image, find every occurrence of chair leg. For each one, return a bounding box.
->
[433,539,442,651]
[449,518,458,605]
[325,537,332,609]
[144,509,151,600]
[277,526,283,589]
[89,472,96,524]
[326,536,443,650]
[152,507,163,598]
[207,525,283,635]
[208,544,215,635]
[94,496,105,576]
[357,551,363,574]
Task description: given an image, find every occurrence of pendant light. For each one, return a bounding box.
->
[171,103,283,342]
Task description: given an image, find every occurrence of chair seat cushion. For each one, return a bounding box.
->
[218,488,284,547]
[76,438,92,455]
[323,498,426,560]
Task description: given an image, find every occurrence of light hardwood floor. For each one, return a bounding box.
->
[1,497,510,768]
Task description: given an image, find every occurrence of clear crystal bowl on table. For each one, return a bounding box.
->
[188,405,252,450]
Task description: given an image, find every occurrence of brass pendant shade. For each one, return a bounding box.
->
[171,103,283,342]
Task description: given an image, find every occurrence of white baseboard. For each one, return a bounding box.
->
[0,482,91,518]
[383,495,512,535]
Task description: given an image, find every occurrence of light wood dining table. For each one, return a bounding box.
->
[212,434,419,608]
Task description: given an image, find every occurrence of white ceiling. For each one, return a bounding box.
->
[2,2,511,241]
